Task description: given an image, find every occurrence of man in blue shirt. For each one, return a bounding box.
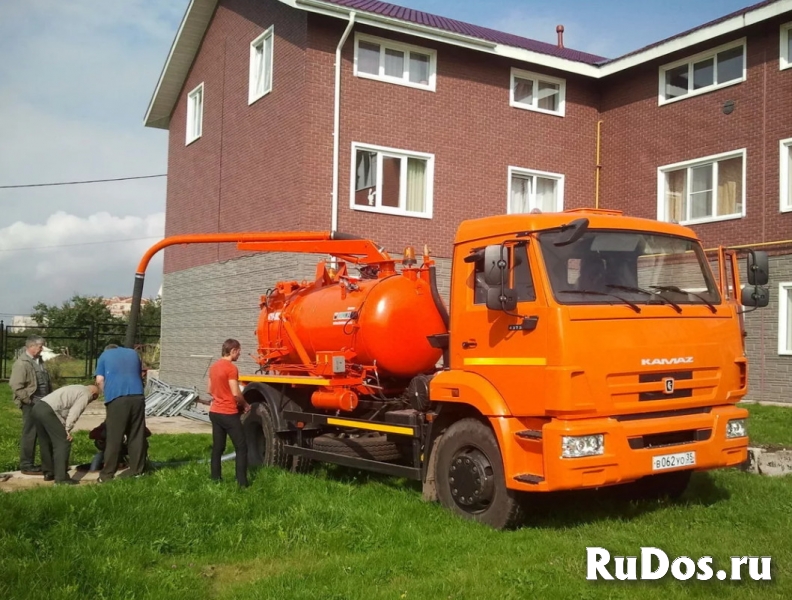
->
[94,343,146,482]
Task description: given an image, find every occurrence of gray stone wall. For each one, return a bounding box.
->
[743,253,792,403]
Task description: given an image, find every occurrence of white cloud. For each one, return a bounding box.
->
[0,212,164,314]
[0,0,184,316]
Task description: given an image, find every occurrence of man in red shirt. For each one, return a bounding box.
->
[207,339,250,487]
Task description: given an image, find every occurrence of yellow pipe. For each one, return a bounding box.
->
[704,238,792,253]
[594,120,603,209]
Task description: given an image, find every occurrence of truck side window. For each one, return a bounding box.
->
[473,244,536,304]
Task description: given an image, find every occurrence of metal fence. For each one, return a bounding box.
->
[0,321,160,382]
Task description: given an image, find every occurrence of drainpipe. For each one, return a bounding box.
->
[331,12,356,233]
[595,120,603,209]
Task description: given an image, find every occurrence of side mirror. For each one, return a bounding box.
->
[747,250,769,286]
[554,218,589,247]
[486,287,517,312]
[483,245,507,286]
[741,286,769,308]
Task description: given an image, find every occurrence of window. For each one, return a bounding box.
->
[659,39,745,104]
[781,22,792,70]
[249,27,273,104]
[354,34,436,91]
[780,283,792,355]
[185,83,204,145]
[781,139,792,212]
[351,143,433,218]
[658,150,745,225]
[510,68,565,116]
[508,167,564,214]
[473,244,535,305]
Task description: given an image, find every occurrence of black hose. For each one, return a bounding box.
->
[428,265,450,330]
[124,274,145,348]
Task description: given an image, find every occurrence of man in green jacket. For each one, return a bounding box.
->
[8,335,52,475]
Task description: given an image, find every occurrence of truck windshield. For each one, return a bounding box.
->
[538,230,721,307]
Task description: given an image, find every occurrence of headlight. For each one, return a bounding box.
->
[562,434,604,458]
[726,418,747,439]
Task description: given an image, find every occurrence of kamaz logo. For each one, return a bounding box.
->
[641,357,694,366]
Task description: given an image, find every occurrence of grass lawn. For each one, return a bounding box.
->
[1,384,791,599]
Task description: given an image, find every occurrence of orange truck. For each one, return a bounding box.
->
[126,209,770,528]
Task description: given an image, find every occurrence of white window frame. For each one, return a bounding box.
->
[658,38,746,105]
[507,166,565,214]
[349,142,434,219]
[353,33,437,92]
[656,149,747,225]
[509,68,566,117]
[780,138,792,213]
[780,283,792,355]
[249,27,274,104]
[781,22,792,70]
[185,83,204,145]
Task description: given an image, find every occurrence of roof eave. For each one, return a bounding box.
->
[144,0,219,129]
[599,0,792,76]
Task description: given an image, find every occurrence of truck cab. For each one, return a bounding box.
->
[425,209,768,526]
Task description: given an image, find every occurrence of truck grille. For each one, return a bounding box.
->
[638,370,693,401]
[628,428,711,449]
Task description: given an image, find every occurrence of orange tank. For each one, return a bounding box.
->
[258,273,446,378]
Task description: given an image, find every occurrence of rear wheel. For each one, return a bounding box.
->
[243,402,309,472]
[435,418,524,529]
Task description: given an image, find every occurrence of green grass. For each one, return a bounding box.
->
[1,384,792,599]
[740,403,792,448]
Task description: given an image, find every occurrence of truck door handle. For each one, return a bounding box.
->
[461,339,478,349]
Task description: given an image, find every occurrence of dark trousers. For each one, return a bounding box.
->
[19,401,39,470]
[31,402,71,482]
[209,412,248,487]
[101,395,147,480]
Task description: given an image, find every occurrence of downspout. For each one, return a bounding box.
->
[331,12,356,233]
[594,120,603,209]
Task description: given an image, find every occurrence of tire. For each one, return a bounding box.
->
[243,402,310,473]
[618,470,692,501]
[313,433,402,462]
[434,418,524,529]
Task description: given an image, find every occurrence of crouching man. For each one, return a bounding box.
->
[31,384,100,485]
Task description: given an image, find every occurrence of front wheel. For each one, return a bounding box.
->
[434,418,524,529]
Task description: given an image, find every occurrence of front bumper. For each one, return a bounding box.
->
[502,405,748,492]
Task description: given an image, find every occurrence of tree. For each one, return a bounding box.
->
[137,297,162,345]
[31,295,122,358]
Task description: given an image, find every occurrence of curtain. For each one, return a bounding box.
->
[513,78,533,105]
[537,81,559,112]
[409,53,430,85]
[384,48,405,78]
[717,156,742,216]
[406,158,426,212]
[535,176,557,211]
[510,175,531,213]
[358,41,380,75]
[665,169,686,221]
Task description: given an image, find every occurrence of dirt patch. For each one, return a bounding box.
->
[1,406,210,493]
[73,405,211,435]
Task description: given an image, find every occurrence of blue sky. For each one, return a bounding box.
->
[0,0,757,316]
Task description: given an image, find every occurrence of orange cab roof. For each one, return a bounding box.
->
[454,209,698,246]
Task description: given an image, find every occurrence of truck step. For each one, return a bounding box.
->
[515,429,542,440]
[514,474,545,485]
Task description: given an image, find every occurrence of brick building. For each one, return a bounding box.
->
[145,0,792,401]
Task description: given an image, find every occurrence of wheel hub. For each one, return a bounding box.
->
[448,448,495,512]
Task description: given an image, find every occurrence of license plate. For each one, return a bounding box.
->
[652,451,696,471]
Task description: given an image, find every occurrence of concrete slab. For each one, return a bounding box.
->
[73,404,211,435]
[744,447,792,477]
